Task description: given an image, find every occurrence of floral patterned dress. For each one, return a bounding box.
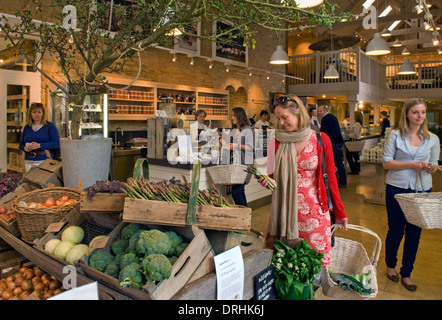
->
[296,133,332,266]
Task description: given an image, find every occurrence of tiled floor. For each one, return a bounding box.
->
[251,163,442,300]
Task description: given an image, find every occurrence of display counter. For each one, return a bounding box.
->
[360,134,381,150]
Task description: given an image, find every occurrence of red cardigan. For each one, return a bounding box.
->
[267,132,347,220]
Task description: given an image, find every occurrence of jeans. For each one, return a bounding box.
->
[231,183,247,207]
[346,149,360,174]
[385,184,426,278]
[332,144,347,186]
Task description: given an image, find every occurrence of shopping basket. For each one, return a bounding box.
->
[344,140,365,152]
[207,164,248,184]
[395,171,442,229]
[321,224,381,300]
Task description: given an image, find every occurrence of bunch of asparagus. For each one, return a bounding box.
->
[244,165,277,191]
[121,177,231,207]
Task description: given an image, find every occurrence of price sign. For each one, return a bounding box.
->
[254,265,276,300]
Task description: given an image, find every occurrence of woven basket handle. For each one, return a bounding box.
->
[331,224,381,269]
[414,171,424,193]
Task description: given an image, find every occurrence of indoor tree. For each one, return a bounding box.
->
[0,0,351,139]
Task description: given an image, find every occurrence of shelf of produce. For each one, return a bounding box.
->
[108,114,154,121]
[109,98,154,102]
[0,226,132,300]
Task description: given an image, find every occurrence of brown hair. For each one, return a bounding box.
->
[26,102,48,126]
[273,94,310,130]
[195,109,207,119]
[231,107,250,129]
[399,98,429,140]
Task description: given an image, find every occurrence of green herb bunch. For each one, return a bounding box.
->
[272,239,323,299]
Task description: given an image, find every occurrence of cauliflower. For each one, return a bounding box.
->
[165,231,183,255]
[111,238,129,255]
[119,252,139,269]
[141,254,172,283]
[135,229,172,257]
[121,223,147,240]
[119,262,145,289]
[104,262,120,278]
[89,251,115,272]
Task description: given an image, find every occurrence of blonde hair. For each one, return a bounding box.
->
[273,94,310,130]
[26,102,48,126]
[399,98,430,140]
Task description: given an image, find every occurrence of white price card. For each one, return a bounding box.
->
[214,245,244,300]
[48,281,99,300]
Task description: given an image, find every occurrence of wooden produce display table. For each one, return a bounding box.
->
[360,160,387,206]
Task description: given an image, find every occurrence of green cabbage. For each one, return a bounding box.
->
[54,240,76,260]
[45,238,61,254]
[61,226,85,244]
[66,244,90,264]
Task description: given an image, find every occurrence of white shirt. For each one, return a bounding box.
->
[254,120,270,129]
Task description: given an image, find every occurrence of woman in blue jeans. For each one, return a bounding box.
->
[382,98,440,291]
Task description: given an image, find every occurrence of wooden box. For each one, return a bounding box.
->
[147,118,156,159]
[34,209,120,266]
[123,198,252,232]
[79,222,213,300]
[205,230,265,255]
[0,183,34,237]
[80,192,127,213]
[23,159,63,188]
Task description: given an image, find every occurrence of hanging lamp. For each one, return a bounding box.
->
[324,64,339,79]
[401,47,410,55]
[398,59,416,75]
[366,32,391,55]
[392,38,402,47]
[270,45,289,64]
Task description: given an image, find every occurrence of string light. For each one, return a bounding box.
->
[172,53,176,62]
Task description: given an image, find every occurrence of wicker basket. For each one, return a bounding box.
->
[395,192,442,229]
[321,224,381,300]
[12,187,81,243]
[344,140,365,152]
[207,164,248,184]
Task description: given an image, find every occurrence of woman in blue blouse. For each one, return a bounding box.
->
[19,102,60,172]
[382,98,440,292]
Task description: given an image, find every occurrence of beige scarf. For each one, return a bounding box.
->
[269,126,312,246]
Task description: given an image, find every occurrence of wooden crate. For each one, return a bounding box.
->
[79,222,213,300]
[147,118,156,159]
[0,183,34,237]
[205,229,265,255]
[80,192,127,213]
[34,209,120,266]
[0,249,26,279]
[123,198,252,232]
[23,159,63,188]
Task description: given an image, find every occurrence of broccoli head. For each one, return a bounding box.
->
[141,254,172,283]
[104,262,120,278]
[111,238,129,255]
[121,223,147,240]
[89,251,115,272]
[126,228,145,254]
[119,262,145,289]
[120,252,139,269]
[175,242,189,257]
[136,229,172,257]
[165,231,183,255]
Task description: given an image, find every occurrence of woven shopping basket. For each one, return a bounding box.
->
[321,224,381,300]
[12,187,81,243]
[207,164,248,184]
[344,140,365,152]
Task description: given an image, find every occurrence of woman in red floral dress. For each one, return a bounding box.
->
[260,94,348,266]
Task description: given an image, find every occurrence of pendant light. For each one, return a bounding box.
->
[270,45,289,64]
[324,64,339,79]
[366,32,391,55]
[398,58,416,75]
[401,47,410,55]
[392,38,402,47]
[295,0,324,8]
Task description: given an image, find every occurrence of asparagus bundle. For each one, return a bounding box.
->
[121,177,230,207]
[244,166,277,191]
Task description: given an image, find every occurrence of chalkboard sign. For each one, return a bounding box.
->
[254,265,276,300]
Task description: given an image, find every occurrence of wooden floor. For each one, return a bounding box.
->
[251,163,442,300]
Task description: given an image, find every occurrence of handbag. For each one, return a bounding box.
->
[317,133,336,246]
[344,139,365,152]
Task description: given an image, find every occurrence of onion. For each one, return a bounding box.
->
[19,266,28,274]
[42,290,54,300]
[21,279,32,292]
[31,289,43,299]
[7,281,17,290]
[49,279,62,291]
[33,282,46,292]
[23,269,34,280]
[13,287,23,297]
[19,290,30,299]
[31,276,42,285]
[34,266,45,277]
[5,275,15,284]
[1,289,12,300]
[14,276,24,287]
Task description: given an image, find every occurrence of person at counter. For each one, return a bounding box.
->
[223,107,254,207]
[346,111,363,175]
[383,98,440,292]
[19,102,60,172]
[258,94,347,266]
[309,107,321,132]
[318,105,347,188]
[380,110,391,136]
[254,110,271,129]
